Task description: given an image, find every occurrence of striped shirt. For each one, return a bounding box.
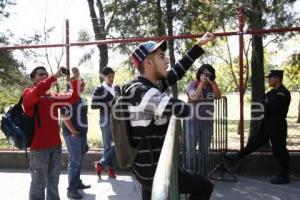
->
[123,45,204,186]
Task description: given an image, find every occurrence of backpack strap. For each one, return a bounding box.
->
[124,82,143,95]
[16,97,23,106]
[20,96,41,128]
[20,96,41,160]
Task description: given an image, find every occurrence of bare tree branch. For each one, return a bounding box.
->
[106,0,118,32]
[222,22,239,90]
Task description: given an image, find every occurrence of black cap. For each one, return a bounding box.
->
[265,70,283,79]
[101,67,115,76]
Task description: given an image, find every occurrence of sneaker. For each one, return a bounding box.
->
[270,175,290,184]
[95,161,104,179]
[67,190,83,199]
[107,167,116,178]
[77,183,91,190]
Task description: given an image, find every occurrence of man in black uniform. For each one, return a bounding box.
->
[225,70,291,184]
[124,32,215,200]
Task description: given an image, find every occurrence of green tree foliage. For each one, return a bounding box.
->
[242,0,298,136]
[180,0,299,137]
[0,45,31,112]
[283,53,300,91]
[0,1,31,113]
[104,0,169,60]
[282,52,300,123]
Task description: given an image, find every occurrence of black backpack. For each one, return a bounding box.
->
[1,97,40,149]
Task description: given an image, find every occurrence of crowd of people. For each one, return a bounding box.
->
[22,31,292,200]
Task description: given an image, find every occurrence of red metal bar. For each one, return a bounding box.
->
[239,3,245,150]
[70,32,238,47]
[66,19,70,71]
[65,19,70,81]
[0,43,65,51]
[248,27,300,35]
[1,26,300,51]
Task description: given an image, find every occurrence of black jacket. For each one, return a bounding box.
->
[263,84,291,134]
[123,44,205,186]
[91,84,121,115]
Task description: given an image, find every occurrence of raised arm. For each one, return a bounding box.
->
[52,79,80,105]
[22,76,57,107]
[160,32,215,92]
[208,79,221,99]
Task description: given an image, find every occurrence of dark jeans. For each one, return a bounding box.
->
[239,129,290,176]
[141,168,214,200]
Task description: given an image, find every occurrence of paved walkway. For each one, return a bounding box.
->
[213,175,300,200]
[0,170,141,200]
[1,169,300,200]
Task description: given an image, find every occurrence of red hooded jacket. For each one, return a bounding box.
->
[22,76,80,149]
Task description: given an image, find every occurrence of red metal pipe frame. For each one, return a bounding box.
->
[0,16,300,151]
[1,27,300,51]
[65,19,70,81]
[66,19,70,70]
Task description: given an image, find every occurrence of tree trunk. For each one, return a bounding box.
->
[166,0,182,139]
[166,0,178,98]
[87,0,108,82]
[156,0,166,36]
[97,0,108,78]
[249,0,265,138]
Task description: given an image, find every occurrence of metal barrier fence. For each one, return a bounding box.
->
[152,117,179,200]
[182,97,228,177]
[152,97,229,200]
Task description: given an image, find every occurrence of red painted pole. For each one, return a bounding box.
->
[239,3,245,149]
[65,19,70,81]
[66,19,70,70]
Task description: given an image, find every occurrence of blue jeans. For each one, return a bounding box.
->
[99,114,115,167]
[29,145,61,200]
[184,119,213,175]
[63,134,87,191]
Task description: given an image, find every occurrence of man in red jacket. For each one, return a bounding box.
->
[23,66,80,200]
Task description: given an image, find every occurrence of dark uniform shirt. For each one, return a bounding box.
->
[123,45,204,186]
[61,97,88,136]
[263,84,291,135]
[91,84,121,127]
